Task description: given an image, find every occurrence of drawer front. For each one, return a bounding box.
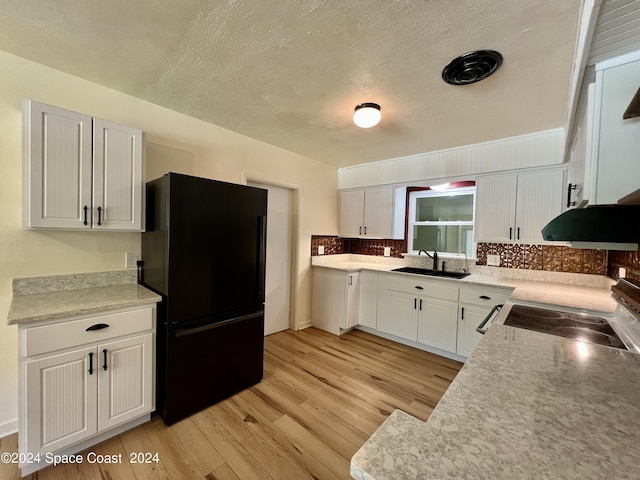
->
[459,286,512,307]
[25,307,153,357]
[380,273,458,302]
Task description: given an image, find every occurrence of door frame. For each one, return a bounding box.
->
[243,172,301,331]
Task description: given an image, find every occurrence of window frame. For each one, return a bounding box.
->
[407,186,477,256]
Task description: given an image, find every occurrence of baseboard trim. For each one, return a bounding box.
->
[297,320,312,330]
[0,418,18,439]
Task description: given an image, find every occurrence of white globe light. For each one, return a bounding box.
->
[353,103,381,128]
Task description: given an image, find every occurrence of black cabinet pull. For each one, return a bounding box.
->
[349,275,353,286]
[479,295,491,300]
[509,227,513,240]
[517,227,520,240]
[567,183,577,208]
[414,298,417,309]
[86,323,109,331]
[359,226,362,235]
[419,299,423,311]
[83,206,88,226]
[88,352,94,375]
[461,307,465,320]
[103,349,108,371]
[364,226,367,235]
[415,285,424,290]
[97,206,102,226]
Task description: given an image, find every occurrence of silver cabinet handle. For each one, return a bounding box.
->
[476,304,503,334]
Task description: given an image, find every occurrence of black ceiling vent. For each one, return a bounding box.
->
[442,50,503,86]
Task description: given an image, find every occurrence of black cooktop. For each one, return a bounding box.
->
[503,305,627,350]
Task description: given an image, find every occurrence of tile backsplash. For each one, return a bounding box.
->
[476,243,608,275]
[608,249,640,283]
[311,235,406,258]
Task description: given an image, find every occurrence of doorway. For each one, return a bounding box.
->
[248,181,294,335]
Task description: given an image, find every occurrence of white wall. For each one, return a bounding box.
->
[338,128,565,189]
[0,51,338,434]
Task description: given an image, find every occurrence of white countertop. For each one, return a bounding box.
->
[336,254,637,479]
[351,323,640,480]
[312,254,617,314]
[7,271,161,325]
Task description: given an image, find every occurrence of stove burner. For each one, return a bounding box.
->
[504,305,627,350]
[552,327,627,349]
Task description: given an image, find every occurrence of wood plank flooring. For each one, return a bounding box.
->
[0,328,462,480]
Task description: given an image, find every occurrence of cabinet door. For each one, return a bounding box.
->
[378,289,418,341]
[25,347,97,454]
[93,119,144,231]
[345,273,360,329]
[457,305,489,357]
[311,268,347,335]
[23,101,93,229]
[475,173,517,243]
[339,189,365,237]
[417,297,458,353]
[593,59,640,205]
[514,169,564,244]
[98,333,153,431]
[363,186,394,238]
[358,271,378,329]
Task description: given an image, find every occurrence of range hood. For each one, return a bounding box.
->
[541,189,640,251]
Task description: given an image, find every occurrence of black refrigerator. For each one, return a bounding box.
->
[140,172,267,425]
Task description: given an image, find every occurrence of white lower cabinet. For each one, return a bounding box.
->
[418,297,458,353]
[377,274,458,352]
[311,268,360,335]
[381,290,419,341]
[457,285,513,357]
[358,271,379,329]
[19,306,155,473]
[456,305,490,358]
[311,267,514,361]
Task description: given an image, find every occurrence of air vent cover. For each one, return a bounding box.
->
[442,50,503,86]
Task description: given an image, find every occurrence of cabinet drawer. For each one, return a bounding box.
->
[25,307,153,357]
[380,274,458,302]
[459,286,512,307]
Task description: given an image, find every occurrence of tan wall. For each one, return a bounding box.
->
[0,51,338,432]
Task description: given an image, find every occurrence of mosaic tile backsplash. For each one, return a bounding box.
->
[311,235,618,277]
[475,243,608,275]
[608,249,640,283]
[311,235,406,258]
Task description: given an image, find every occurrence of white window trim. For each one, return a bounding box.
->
[407,186,476,256]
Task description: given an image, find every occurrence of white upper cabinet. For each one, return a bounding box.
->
[23,101,144,231]
[589,56,640,204]
[474,173,518,243]
[339,185,394,238]
[475,167,565,244]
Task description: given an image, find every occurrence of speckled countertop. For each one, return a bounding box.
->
[7,271,161,325]
[312,254,617,314]
[351,324,640,480]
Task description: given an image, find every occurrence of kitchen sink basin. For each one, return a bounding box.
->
[391,266,469,279]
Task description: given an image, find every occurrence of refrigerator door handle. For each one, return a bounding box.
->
[174,311,264,337]
[257,215,267,303]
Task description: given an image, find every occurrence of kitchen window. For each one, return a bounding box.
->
[407,186,476,256]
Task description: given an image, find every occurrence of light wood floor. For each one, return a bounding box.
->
[1,327,462,480]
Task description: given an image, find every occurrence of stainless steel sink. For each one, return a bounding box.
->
[391,266,469,279]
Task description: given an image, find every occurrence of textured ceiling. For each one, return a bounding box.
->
[0,0,582,168]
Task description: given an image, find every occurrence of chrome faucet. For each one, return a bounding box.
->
[419,249,438,271]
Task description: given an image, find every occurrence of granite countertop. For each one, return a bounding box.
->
[351,324,640,480]
[7,271,161,325]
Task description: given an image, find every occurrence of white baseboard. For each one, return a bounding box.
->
[297,320,312,330]
[0,418,18,439]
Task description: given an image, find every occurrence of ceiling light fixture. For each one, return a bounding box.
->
[353,103,381,128]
